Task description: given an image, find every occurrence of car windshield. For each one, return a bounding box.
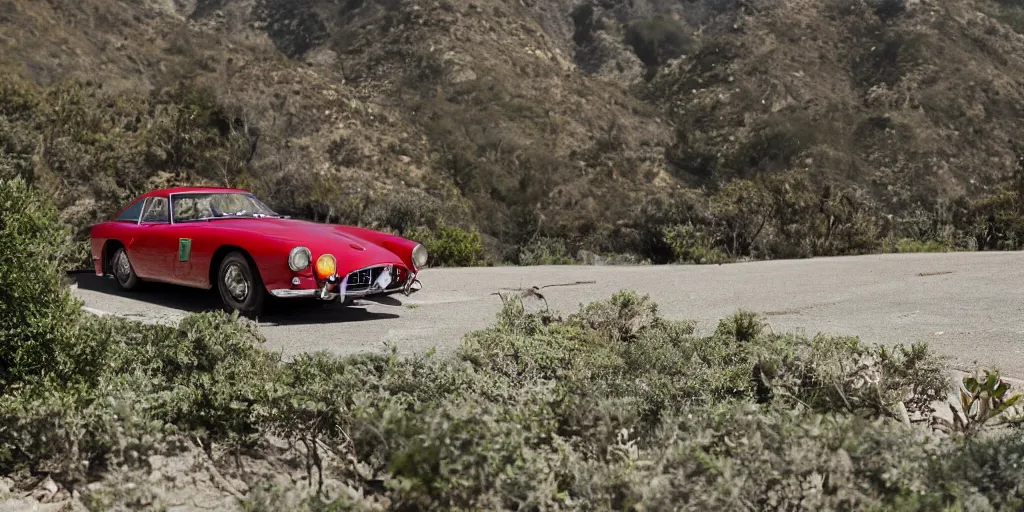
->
[171,192,282,223]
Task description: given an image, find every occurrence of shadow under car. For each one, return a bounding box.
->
[70,272,403,325]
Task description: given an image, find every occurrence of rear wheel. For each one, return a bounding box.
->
[216,251,267,318]
[111,246,141,291]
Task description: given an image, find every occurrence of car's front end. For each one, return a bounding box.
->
[264,237,427,303]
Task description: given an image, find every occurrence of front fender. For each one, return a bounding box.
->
[334,225,420,271]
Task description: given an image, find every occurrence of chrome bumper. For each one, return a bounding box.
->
[269,276,422,300]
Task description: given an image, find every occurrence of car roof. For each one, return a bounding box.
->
[135,186,252,200]
[111,186,256,218]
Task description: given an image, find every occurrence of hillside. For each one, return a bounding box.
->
[4,0,1024,264]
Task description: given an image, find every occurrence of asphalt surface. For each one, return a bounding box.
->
[70,251,1024,378]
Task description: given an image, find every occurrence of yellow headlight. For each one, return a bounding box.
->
[315,254,336,279]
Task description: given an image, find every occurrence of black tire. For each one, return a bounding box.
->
[110,246,141,291]
[216,251,267,318]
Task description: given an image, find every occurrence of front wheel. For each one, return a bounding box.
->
[111,246,141,291]
[216,251,267,318]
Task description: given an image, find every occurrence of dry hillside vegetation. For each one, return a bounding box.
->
[5,0,1024,264]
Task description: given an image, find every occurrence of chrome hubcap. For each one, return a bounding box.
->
[223,263,249,302]
[114,251,131,283]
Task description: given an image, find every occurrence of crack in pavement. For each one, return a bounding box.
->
[491,279,598,296]
[489,280,599,309]
[494,280,598,292]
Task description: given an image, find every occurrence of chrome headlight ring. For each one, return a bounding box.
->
[412,243,428,269]
[288,246,312,271]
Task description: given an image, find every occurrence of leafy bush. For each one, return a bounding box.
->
[627,171,886,264]
[663,223,729,264]
[517,236,578,265]
[130,313,282,447]
[0,174,87,388]
[407,225,487,267]
[713,309,767,342]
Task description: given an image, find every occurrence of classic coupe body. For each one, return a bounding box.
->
[89,187,427,316]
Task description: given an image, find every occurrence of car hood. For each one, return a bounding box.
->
[212,218,405,269]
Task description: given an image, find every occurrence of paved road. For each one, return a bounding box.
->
[70,251,1024,378]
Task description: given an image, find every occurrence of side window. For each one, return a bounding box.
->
[115,199,146,222]
[172,195,212,222]
[140,197,170,224]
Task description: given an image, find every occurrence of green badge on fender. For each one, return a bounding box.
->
[178,238,192,262]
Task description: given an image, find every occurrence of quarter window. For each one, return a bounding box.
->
[140,197,170,224]
[115,199,145,222]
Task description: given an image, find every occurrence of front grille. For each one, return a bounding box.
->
[342,265,406,292]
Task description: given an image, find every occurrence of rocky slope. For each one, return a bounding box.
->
[4,0,1024,261]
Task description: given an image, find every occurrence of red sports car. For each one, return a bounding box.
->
[89,186,427,316]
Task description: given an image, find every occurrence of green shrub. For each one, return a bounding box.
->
[713,310,767,343]
[663,223,729,264]
[754,335,951,419]
[0,378,180,484]
[380,385,566,510]
[0,78,263,271]
[139,313,282,447]
[894,238,952,253]
[570,290,666,345]
[517,236,578,265]
[708,178,773,258]
[613,190,710,264]
[409,225,486,267]
[0,174,87,388]
[958,177,1024,251]
[936,428,1024,510]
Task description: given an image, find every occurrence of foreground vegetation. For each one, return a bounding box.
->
[2,169,1024,510]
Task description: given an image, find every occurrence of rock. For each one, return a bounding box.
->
[227,477,249,493]
[448,66,477,83]
[304,47,338,67]
[832,448,854,474]
[577,250,601,265]
[0,498,68,512]
[31,477,58,502]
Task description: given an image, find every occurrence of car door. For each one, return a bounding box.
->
[172,224,223,287]
[130,196,176,280]
[167,193,215,287]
